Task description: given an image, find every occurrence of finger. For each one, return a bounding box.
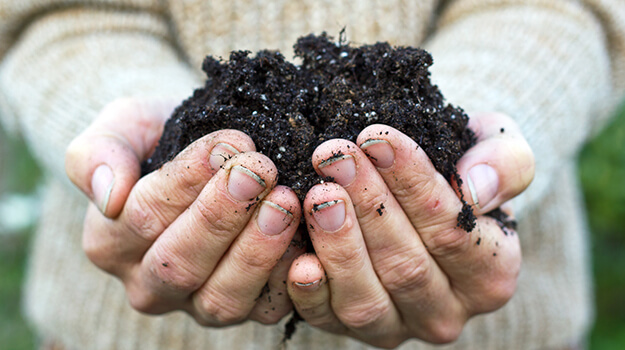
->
[311,139,466,342]
[311,139,431,274]
[249,229,307,324]
[120,129,254,246]
[358,125,521,315]
[82,203,126,275]
[287,253,347,334]
[66,98,179,217]
[304,183,402,346]
[82,130,255,271]
[455,112,535,214]
[190,186,301,326]
[132,152,277,310]
[358,124,464,235]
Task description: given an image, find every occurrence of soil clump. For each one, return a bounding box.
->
[143,33,479,231]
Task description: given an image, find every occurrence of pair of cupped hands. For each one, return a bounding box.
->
[66,98,534,348]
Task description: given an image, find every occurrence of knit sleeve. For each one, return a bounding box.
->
[424,0,625,217]
[0,4,201,187]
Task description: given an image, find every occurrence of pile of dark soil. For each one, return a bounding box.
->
[143,33,479,231]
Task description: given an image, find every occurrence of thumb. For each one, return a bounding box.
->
[65,98,178,218]
[455,112,535,215]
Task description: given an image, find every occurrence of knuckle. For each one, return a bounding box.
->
[338,298,391,331]
[162,156,211,196]
[192,314,218,328]
[377,250,432,295]
[353,187,389,220]
[394,173,447,219]
[493,284,516,308]
[196,292,248,326]
[124,190,167,242]
[323,243,367,272]
[422,319,464,344]
[478,280,517,313]
[194,196,241,242]
[428,228,471,257]
[393,171,431,202]
[82,233,109,270]
[81,211,118,273]
[126,287,166,315]
[231,244,275,273]
[150,261,204,293]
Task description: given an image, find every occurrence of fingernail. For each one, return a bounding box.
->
[467,164,499,210]
[209,143,239,170]
[294,278,323,291]
[228,165,266,201]
[312,200,345,232]
[318,154,356,186]
[360,139,394,168]
[257,201,293,236]
[92,164,114,215]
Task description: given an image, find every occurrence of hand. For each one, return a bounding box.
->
[287,113,534,348]
[66,98,305,326]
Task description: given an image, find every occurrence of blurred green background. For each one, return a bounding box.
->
[579,103,625,350]
[0,123,41,350]
[0,105,624,349]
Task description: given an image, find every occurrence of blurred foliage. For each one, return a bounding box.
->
[0,233,37,350]
[0,127,39,349]
[579,102,625,350]
[0,132,42,194]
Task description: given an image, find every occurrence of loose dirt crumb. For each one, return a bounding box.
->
[376,203,385,216]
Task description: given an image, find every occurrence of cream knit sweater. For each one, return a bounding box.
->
[1,1,624,349]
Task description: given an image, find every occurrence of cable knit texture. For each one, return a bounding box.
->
[0,0,623,349]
